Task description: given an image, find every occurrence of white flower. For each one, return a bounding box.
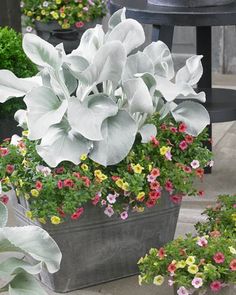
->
[229,246,236,254]
[120,211,128,220]
[104,206,114,217]
[36,165,51,176]
[208,160,214,167]
[43,1,49,7]
[26,26,33,33]
[177,286,189,295]
[192,277,203,289]
[191,160,200,169]
[197,237,208,247]
[20,1,25,8]
[107,194,117,204]
[168,279,174,286]
[153,275,164,286]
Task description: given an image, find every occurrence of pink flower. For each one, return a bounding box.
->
[147,174,156,183]
[63,179,74,188]
[120,211,128,220]
[75,21,84,28]
[179,140,188,151]
[55,166,64,174]
[213,252,225,264]
[107,194,117,204]
[210,281,222,292]
[233,204,236,209]
[192,277,203,289]
[101,200,107,206]
[151,168,160,177]
[170,194,183,204]
[177,287,189,295]
[165,180,173,193]
[150,136,159,146]
[6,164,14,174]
[149,191,161,201]
[191,160,200,169]
[81,176,91,187]
[92,193,101,206]
[183,166,192,174]
[57,180,63,189]
[168,263,176,273]
[185,135,193,144]
[168,279,174,286]
[0,147,9,157]
[158,247,165,259]
[35,181,43,191]
[197,237,208,247]
[150,181,160,191]
[146,199,156,208]
[179,122,187,133]
[170,127,178,133]
[0,195,9,204]
[198,190,205,197]
[71,207,84,220]
[73,172,81,179]
[230,259,236,271]
[104,206,114,217]
[57,207,66,218]
[165,150,172,161]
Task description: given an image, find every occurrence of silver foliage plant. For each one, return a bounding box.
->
[0,8,210,168]
[0,202,62,294]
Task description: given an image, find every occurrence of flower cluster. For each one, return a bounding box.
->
[138,195,236,294]
[21,0,107,29]
[0,116,212,225]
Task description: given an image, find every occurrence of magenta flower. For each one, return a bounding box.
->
[120,211,128,220]
[197,237,208,247]
[179,140,188,151]
[213,252,225,264]
[210,281,222,292]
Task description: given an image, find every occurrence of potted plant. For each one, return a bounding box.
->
[0,27,38,141]
[0,201,62,294]
[21,0,107,53]
[0,8,212,292]
[147,0,235,8]
[138,234,236,294]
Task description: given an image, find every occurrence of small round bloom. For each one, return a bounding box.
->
[81,164,88,171]
[146,199,156,208]
[26,26,33,33]
[0,195,9,204]
[167,263,176,273]
[160,146,170,156]
[147,174,156,183]
[191,160,200,169]
[192,277,203,289]
[184,166,192,173]
[210,281,222,292]
[185,134,194,144]
[198,190,205,197]
[179,140,188,151]
[92,193,101,206]
[229,246,236,254]
[136,192,145,202]
[158,247,165,259]
[31,189,39,197]
[115,179,124,188]
[81,176,91,187]
[197,236,208,247]
[177,286,189,295]
[80,153,87,161]
[120,211,128,220]
[165,180,173,193]
[149,191,161,201]
[132,164,144,174]
[170,194,182,204]
[176,260,186,269]
[107,194,117,204]
[104,206,114,217]
[0,147,9,157]
[71,208,84,220]
[57,180,63,189]
[188,264,199,274]
[63,179,74,187]
[6,164,14,174]
[213,252,225,264]
[151,168,160,177]
[35,181,43,191]
[229,259,236,271]
[153,275,164,286]
[186,256,196,265]
[150,181,160,191]
[25,211,32,219]
[150,136,159,146]
[76,21,85,28]
[196,168,204,178]
[51,216,61,225]
[179,122,187,133]
[168,279,174,286]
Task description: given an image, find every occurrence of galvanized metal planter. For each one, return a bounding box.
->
[13,193,180,293]
[35,19,102,54]
[147,0,234,7]
[174,285,236,294]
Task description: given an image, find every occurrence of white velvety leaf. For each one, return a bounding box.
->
[78,41,126,85]
[24,86,68,140]
[62,68,78,94]
[14,110,28,129]
[137,73,157,97]
[71,25,105,63]
[106,19,145,54]
[37,121,91,167]
[0,258,42,276]
[172,101,210,136]
[1,226,61,273]
[144,41,174,80]
[0,70,40,103]
[108,8,126,31]
[177,90,206,103]
[64,55,89,78]
[123,78,154,114]
[68,94,118,141]
[23,33,61,69]
[0,202,8,228]
[159,101,177,119]
[8,272,48,295]
[139,124,157,143]
[176,55,203,86]
[89,110,138,166]
[122,51,154,82]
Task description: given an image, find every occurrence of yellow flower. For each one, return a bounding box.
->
[38,218,46,224]
[27,11,33,17]
[19,179,24,187]
[160,146,171,156]
[138,275,143,286]
[80,154,87,161]
[188,264,199,274]
[22,159,29,167]
[77,12,83,18]
[195,272,205,279]
[31,189,39,197]
[115,179,124,188]
[41,10,46,15]
[132,164,144,174]
[22,130,29,137]
[136,207,145,213]
[136,192,145,201]
[186,256,196,265]
[26,211,32,219]
[176,260,186,269]
[51,11,59,19]
[94,170,103,177]
[153,275,164,286]
[15,188,20,196]
[2,177,10,184]
[78,4,83,8]
[62,23,70,29]
[36,16,41,21]
[231,213,236,221]
[51,216,61,225]
[60,12,66,18]
[122,182,129,191]
[229,246,236,254]
[20,149,27,156]
[148,164,153,172]
[137,257,144,264]
[81,164,88,171]
[24,193,30,200]
[56,0,62,4]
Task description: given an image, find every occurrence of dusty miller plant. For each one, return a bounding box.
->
[0,8,210,168]
[0,201,61,294]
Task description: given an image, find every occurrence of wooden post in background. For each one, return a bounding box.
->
[0,0,21,32]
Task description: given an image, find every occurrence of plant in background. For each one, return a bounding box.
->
[0,27,38,118]
[195,194,236,238]
[21,0,107,30]
[0,8,212,223]
[0,201,62,294]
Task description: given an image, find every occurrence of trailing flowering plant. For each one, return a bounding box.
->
[0,9,212,224]
[21,0,107,29]
[195,194,236,238]
[138,234,236,294]
[0,115,212,224]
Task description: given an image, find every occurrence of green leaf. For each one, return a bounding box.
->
[0,202,8,228]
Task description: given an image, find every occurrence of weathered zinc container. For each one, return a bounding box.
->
[147,0,234,7]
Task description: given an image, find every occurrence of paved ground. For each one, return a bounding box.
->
[1,75,236,294]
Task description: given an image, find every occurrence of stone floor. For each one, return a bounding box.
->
[1,75,236,295]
